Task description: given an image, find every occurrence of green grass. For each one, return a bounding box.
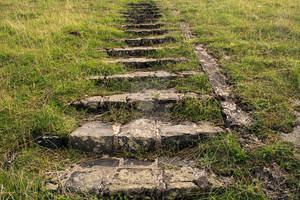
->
[1,0,300,199]
[167,0,300,134]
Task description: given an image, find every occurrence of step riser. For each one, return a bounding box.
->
[127,5,158,9]
[124,37,175,47]
[122,14,162,19]
[108,58,185,68]
[125,19,159,24]
[90,71,203,83]
[121,11,161,15]
[126,29,169,36]
[123,23,165,29]
[72,97,201,114]
[106,49,158,57]
[70,119,222,154]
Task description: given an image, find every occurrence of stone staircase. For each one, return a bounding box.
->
[47,1,247,198]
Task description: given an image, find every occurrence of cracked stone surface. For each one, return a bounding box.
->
[47,157,232,198]
[106,57,188,68]
[70,118,223,153]
[71,89,210,112]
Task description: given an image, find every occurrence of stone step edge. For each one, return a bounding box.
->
[121,23,167,29]
[47,157,232,197]
[102,47,163,57]
[71,89,210,108]
[70,118,223,153]
[122,36,176,47]
[87,70,203,81]
[106,57,188,65]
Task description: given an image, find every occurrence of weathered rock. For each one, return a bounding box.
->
[106,57,187,68]
[221,101,253,128]
[69,118,223,154]
[71,89,208,113]
[105,47,161,57]
[126,29,169,36]
[123,36,175,47]
[48,157,232,198]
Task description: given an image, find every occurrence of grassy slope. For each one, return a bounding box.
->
[170,0,300,134]
[165,0,300,199]
[0,0,299,199]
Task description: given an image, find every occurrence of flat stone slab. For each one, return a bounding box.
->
[87,70,203,81]
[105,47,162,57]
[122,14,162,20]
[70,119,223,153]
[126,29,169,36]
[121,11,161,15]
[71,88,209,112]
[123,36,175,47]
[106,57,187,68]
[48,157,232,198]
[125,18,160,24]
[123,23,166,30]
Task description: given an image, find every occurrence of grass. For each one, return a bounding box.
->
[167,0,300,134]
[0,0,299,199]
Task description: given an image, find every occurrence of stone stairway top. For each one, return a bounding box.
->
[47,156,231,198]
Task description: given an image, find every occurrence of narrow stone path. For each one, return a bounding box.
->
[48,1,234,198]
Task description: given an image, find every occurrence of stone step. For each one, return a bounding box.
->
[127,3,158,8]
[125,18,160,24]
[47,157,231,198]
[121,11,161,15]
[126,8,160,13]
[70,118,223,153]
[105,47,162,57]
[106,57,187,68]
[123,36,175,47]
[88,70,203,82]
[126,29,169,36]
[122,14,162,20]
[71,88,209,113]
[123,23,166,29]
